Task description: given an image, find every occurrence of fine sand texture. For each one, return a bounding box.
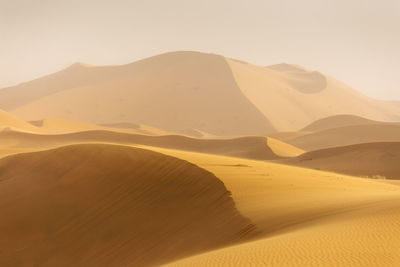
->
[0,144,258,266]
[139,147,400,267]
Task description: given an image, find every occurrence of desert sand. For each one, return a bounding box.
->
[1,52,400,266]
[1,51,400,135]
[0,144,257,266]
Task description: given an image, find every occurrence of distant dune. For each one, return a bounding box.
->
[0,52,273,136]
[284,142,400,180]
[226,58,400,131]
[0,109,39,132]
[0,144,258,266]
[1,51,400,135]
[287,124,400,150]
[0,129,300,160]
[301,114,388,132]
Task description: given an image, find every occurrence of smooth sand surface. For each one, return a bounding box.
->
[2,51,400,135]
[0,109,40,132]
[226,59,400,131]
[0,144,258,266]
[284,142,400,180]
[0,52,274,136]
[267,137,305,157]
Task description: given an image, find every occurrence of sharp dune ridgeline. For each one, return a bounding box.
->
[0,144,258,266]
[1,50,400,266]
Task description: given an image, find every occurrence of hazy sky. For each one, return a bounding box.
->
[1,0,399,100]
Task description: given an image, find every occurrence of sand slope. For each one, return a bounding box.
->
[0,144,257,266]
[284,142,400,180]
[0,52,273,136]
[135,147,400,267]
[1,51,400,135]
[226,60,400,131]
[167,198,400,266]
[0,130,302,160]
[0,109,39,132]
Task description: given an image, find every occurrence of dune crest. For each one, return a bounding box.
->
[0,144,258,266]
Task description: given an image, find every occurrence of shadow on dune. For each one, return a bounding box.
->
[0,144,260,266]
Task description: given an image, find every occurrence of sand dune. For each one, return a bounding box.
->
[0,52,274,136]
[266,137,304,157]
[133,147,400,266]
[226,59,400,131]
[167,197,400,266]
[0,109,39,132]
[284,142,400,180]
[0,129,300,160]
[301,114,389,132]
[0,144,257,266]
[29,118,170,135]
[287,124,400,150]
[1,51,400,135]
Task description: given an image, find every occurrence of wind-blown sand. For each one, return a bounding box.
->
[0,144,257,266]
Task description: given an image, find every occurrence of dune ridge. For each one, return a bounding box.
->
[0,129,300,160]
[0,144,258,266]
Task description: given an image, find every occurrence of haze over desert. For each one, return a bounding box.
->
[1,1,400,266]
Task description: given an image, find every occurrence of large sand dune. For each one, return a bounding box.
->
[0,52,273,136]
[1,51,400,135]
[226,59,400,131]
[284,142,400,180]
[0,144,257,266]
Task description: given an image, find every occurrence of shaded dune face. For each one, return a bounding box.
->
[0,144,258,266]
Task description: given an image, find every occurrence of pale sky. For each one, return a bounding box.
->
[1,0,399,100]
